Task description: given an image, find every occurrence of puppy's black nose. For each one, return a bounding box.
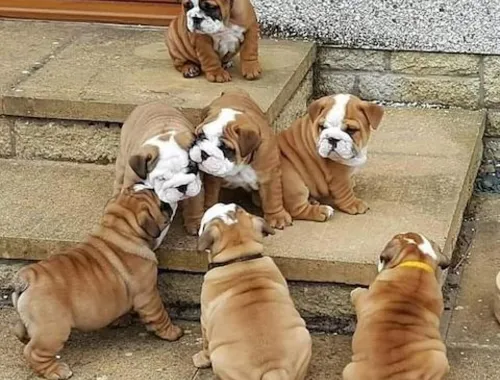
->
[177,184,188,193]
[192,16,203,26]
[328,137,339,149]
[200,150,209,161]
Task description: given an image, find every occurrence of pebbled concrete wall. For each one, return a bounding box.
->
[253,0,500,55]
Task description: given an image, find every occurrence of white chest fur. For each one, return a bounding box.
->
[223,165,259,191]
[212,23,246,57]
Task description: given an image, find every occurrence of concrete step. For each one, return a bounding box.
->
[0,108,485,286]
[0,20,314,127]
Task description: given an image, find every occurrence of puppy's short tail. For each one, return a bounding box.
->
[261,369,289,380]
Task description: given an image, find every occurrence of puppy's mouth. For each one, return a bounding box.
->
[318,137,357,160]
[189,144,235,177]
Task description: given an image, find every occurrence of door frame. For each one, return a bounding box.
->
[0,0,182,26]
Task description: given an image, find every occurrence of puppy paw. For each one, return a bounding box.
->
[241,60,262,80]
[44,362,73,380]
[339,199,369,215]
[155,323,184,341]
[182,63,201,78]
[205,68,232,83]
[184,222,201,236]
[319,205,335,221]
[265,210,292,230]
[192,351,212,368]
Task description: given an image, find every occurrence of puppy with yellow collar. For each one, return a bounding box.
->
[166,0,261,82]
[189,88,292,229]
[193,203,312,379]
[279,94,384,221]
[343,232,451,380]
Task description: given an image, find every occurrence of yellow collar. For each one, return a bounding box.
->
[397,261,434,273]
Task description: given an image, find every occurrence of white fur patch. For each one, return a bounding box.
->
[377,258,385,273]
[141,134,202,205]
[186,0,225,34]
[189,108,242,177]
[224,164,259,191]
[199,203,237,235]
[404,235,438,260]
[317,94,367,167]
[212,23,246,57]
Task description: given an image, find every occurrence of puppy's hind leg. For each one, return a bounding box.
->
[134,286,183,341]
[24,322,72,380]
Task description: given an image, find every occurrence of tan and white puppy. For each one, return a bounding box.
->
[279,94,384,221]
[193,203,312,379]
[113,101,203,234]
[166,0,261,82]
[189,89,292,229]
[343,232,451,380]
[11,187,183,380]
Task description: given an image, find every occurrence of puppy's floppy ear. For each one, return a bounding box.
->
[379,236,403,269]
[129,145,160,180]
[431,241,450,270]
[235,127,261,157]
[252,216,275,237]
[359,101,384,130]
[308,96,332,124]
[198,224,220,252]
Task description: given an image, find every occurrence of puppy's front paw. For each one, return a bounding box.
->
[192,351,212,368]
[265,210,292,230]
[182,63,201,78]
[339,199,369,215]
[44,362,73,380]
[156,324,184,341]
[319,205,335,221]
[205,68,232,83]
[241,60,262,80]
[184,222,201,236]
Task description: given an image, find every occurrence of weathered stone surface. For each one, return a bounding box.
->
[483,139,500,161]
[447,197,500,349]
[486,110,500,137]
[315,71,356,97]
[0,117,12,157]
[318,48,386,71]
[483,56,500,107]
[359,73,480,108]
[14,118,121,163]
[390,52,479,75]
[273,70,313,131]
[3,22,315,125]
[0,108,484,286]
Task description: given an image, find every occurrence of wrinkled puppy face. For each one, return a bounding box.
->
[377,232,451,278]
[197,203,275,259]
[189,108,261,177]
[106,187,176,249]
[310,94,384,167]
[129,133,202,206]
[183,0,230,34]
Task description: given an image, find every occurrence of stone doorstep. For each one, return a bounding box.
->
[0,20,315,125]
[0,108,485,286]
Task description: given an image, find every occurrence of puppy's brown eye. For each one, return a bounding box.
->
[346,128,357,136]
[184,1,193,10]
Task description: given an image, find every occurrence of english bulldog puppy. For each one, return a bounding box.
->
[11,187,183,380]
[189,88,292,229]
[193,203,312,380]
[166,0,261,82]
[113,101,203,235]
[343,232,451,380]
[278,94,384,221]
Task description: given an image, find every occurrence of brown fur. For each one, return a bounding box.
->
[113,101,202,235]
[278,95,384,221]
[196,89,292,229]
[193,205,312,379]
[12,188,183,379]
[166,0,261,82]
[343,233,450,380]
